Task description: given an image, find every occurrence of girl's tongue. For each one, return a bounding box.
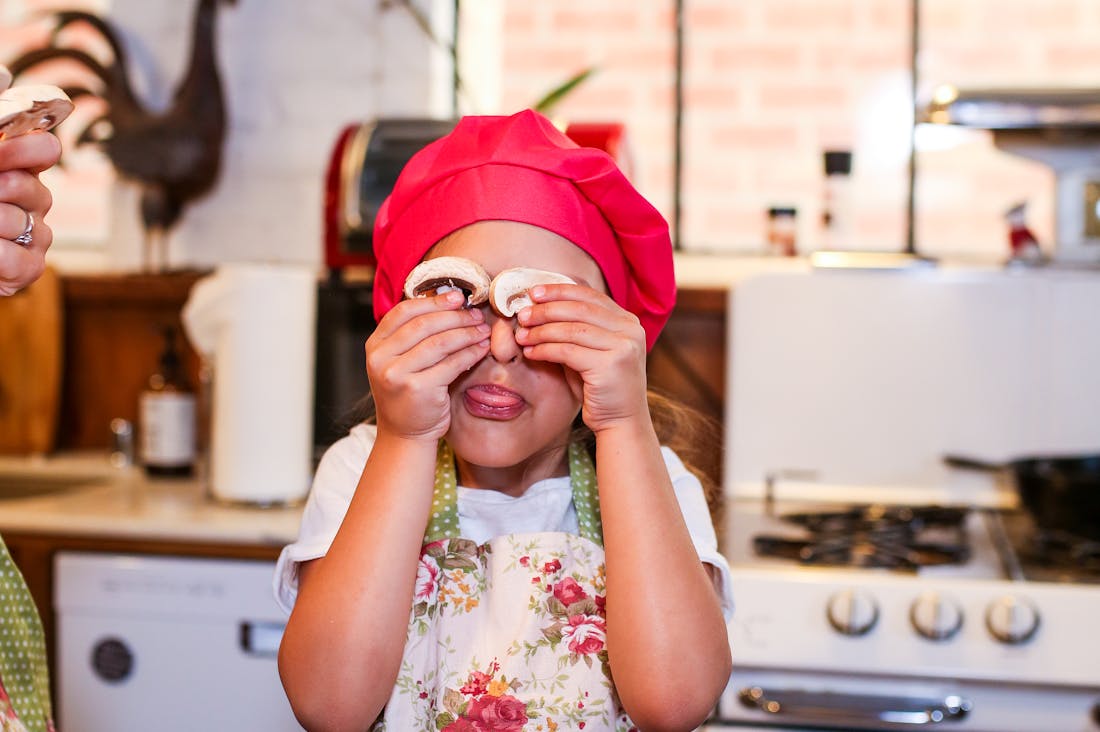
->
[463,384,526,420]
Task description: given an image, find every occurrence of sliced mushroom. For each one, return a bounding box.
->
[0,66,11,94]
[489,267,577,317]
[403,256,492,306]
[0,85,74,140]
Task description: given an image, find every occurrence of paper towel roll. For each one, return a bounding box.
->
[182,264,317,505]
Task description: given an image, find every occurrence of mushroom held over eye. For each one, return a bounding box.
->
[489,268,576,317]
[403,256,492,306]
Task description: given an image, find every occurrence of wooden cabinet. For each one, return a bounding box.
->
[647,287,727,423]
[58,271,207,450]
[646,287,727,488]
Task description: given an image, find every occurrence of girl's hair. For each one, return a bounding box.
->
[336,387,725,531]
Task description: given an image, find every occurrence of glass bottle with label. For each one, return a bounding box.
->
[766,206,798,256]
[140,326,196,476]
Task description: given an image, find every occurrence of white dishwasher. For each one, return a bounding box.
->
[54,552,303,732]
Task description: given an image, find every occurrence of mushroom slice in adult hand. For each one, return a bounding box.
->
[489,268,577,317]
[0,85,75,140]
[403,256,492,306]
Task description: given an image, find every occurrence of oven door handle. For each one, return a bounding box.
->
[738,686,972,725]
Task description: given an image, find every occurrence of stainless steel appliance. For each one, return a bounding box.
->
[711,270,1100,731]
[923,87,1100,265]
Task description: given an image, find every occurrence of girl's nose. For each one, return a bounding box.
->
[486,309,521,363]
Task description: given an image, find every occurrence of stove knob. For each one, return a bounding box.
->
[985,595,1040,645]
[826,589,879,636]
[910,591,964,641]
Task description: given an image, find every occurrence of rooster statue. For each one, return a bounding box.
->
[7,0,235,270]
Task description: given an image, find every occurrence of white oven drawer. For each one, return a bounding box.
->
[54,552,302,732]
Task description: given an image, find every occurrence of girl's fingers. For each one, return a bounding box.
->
[516,299,646,355]
[527,282,597,304]
[418,339,491,383]
[371,293,484,353]
[514,284,646,375]
[372,290,471,339]
[516,320,620,353]
[390,322,491,374]
[519,340,599,372]
[520,334,644,378]
[520,285,636,334]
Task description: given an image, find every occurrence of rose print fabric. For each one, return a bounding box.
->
[0,537,55,732]
[374,442,637,731]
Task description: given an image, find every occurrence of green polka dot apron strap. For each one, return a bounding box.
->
[424,441,604,546]
[424,441,462,544]
[0,536,55,732]
[567,441,603,547]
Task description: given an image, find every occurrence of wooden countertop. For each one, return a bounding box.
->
[0,452,303,548]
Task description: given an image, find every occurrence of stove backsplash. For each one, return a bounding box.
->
[723,268,1100,506]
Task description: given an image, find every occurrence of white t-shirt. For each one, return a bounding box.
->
[274,423,734,619]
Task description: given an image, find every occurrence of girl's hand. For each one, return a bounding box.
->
[514,284,649,433]
[0,132,61,296]
[366,290,491,441]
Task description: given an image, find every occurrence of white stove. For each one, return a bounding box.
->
[711,497,1100,730]
[712,270,1100,731]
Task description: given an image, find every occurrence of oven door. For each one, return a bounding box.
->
[708,668,1100,731]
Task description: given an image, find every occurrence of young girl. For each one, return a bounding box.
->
[275,110,733,732]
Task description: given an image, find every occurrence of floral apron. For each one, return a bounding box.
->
[373,441,637,731]
[0,537,55,732]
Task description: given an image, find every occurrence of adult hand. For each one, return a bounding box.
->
[365,289,491,441]
[0,132,61,296]
[514,283,649,434]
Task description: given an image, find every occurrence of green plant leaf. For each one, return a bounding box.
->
[533,67,598,115]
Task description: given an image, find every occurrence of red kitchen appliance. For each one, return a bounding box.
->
[322,118,458,272]
[712,269,1100,731]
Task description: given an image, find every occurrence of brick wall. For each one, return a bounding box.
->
[498,0,1100,260]
[5,1,1099,266]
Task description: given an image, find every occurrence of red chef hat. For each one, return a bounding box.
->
[372,109,675,351]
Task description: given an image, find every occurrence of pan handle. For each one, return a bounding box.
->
[942,455,1006,472]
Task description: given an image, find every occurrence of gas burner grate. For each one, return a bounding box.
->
[1021,529,1100,579]
[752,505,971,570]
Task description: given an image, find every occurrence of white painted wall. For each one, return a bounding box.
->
[9,0,499,271]
[104,0,463,270]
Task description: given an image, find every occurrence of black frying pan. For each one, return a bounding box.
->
[944,453,1100,540]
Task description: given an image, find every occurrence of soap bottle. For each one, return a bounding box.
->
[140,326,196,476]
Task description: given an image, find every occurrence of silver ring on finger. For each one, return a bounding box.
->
[13,209,33,247]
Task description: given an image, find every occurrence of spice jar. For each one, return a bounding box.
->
[766,206,798,256]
